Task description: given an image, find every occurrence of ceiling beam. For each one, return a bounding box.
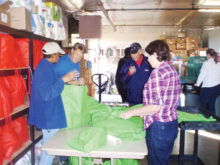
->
[174,0,209,27]
[96,0,116,32]
[85,7,220,12]
[175,11,195,27]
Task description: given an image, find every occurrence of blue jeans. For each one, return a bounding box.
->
[146,120,178,165]
[200,84,220,115]
[39,129,59,165]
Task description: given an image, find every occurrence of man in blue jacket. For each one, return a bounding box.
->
[120,42,152,105]
[28,42,77,165]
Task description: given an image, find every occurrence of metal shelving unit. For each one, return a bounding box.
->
[0,23,58,165]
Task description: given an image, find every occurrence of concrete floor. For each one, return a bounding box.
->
[138,130,220,165]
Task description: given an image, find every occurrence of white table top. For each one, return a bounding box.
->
[42,127,148,159]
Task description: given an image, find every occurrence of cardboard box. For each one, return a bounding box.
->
[168,44,176,51]
[188,49,198,56]
[176,43,186,50]
[166,39,176,45]
[186,37,198,44]
[31,5,38,14]
[176,38,186,44]
[0,9,10,26]
[0,1,11,26]
[186,43,198,50]
[10,7,31,31]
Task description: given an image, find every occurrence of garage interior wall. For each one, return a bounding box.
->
[208,29,220,52]
[88,26,202,50]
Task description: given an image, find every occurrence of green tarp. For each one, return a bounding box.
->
[178,111,216,123]
[67,127,107,153]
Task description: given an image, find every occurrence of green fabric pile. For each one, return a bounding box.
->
[62,85,216,164]
[67,126,107,153]
[62,86,144,165]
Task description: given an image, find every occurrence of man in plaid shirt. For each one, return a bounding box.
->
[120,40,181,165]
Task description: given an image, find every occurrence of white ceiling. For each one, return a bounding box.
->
[53,0,220,29]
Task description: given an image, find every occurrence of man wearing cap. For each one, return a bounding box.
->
[119,42,153,105]
[54,42,86,86]
[28,42,78,165]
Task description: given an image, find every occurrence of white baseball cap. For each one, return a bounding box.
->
[42,42,65,55]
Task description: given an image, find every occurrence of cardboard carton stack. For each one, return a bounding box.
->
[80,59,95,97]
[186,37,199,50]
[176,38,186,50]
[165,39,176,52]
[165,35,201,77]
[165,36,201,62]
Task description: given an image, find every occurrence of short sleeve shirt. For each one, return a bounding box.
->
[54,53,80,78]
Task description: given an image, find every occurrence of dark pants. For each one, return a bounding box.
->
[146,120,178,165]
[200,84,220,115]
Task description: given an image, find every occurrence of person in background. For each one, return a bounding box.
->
[195,48,220,115]
[119,42,152,106]
[115,47,131,102]
[120,40,181,165]
[28,42,78,165]
[54,42,86,86]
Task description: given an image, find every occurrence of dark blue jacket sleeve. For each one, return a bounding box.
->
[119,60,132,85]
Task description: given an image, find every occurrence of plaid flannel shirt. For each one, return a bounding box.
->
[143,62,181,129]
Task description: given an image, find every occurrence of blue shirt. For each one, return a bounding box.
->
[54,53,80,78]
[120,55,152,105]
[28,58,66,129]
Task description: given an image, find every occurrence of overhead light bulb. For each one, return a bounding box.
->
[203,0,220,6]
[199,9,220,12]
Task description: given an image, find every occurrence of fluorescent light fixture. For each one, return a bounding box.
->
[203,1,220,6]
[199,9,220,12]
[204,26,220,31]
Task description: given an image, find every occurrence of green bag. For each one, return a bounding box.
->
[103,158,140,165]
[87,100,112,125]
[67,127,107,153]
[95,118,145,141]
[90,104,145,141]
[86,96,101,111]
[69,157,93,165]
[178,111,216,123]
[61,85,91,129]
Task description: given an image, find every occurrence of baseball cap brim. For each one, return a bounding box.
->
[42,42,65,55]
[129,42,142,54]
[58,49,65,55]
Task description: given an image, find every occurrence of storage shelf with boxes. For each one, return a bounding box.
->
[165,35,207,78]
[0,0,66,41]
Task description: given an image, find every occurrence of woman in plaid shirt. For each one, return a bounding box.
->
[120,40,181,165]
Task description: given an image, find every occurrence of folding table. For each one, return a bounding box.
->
[42,127,148,165]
